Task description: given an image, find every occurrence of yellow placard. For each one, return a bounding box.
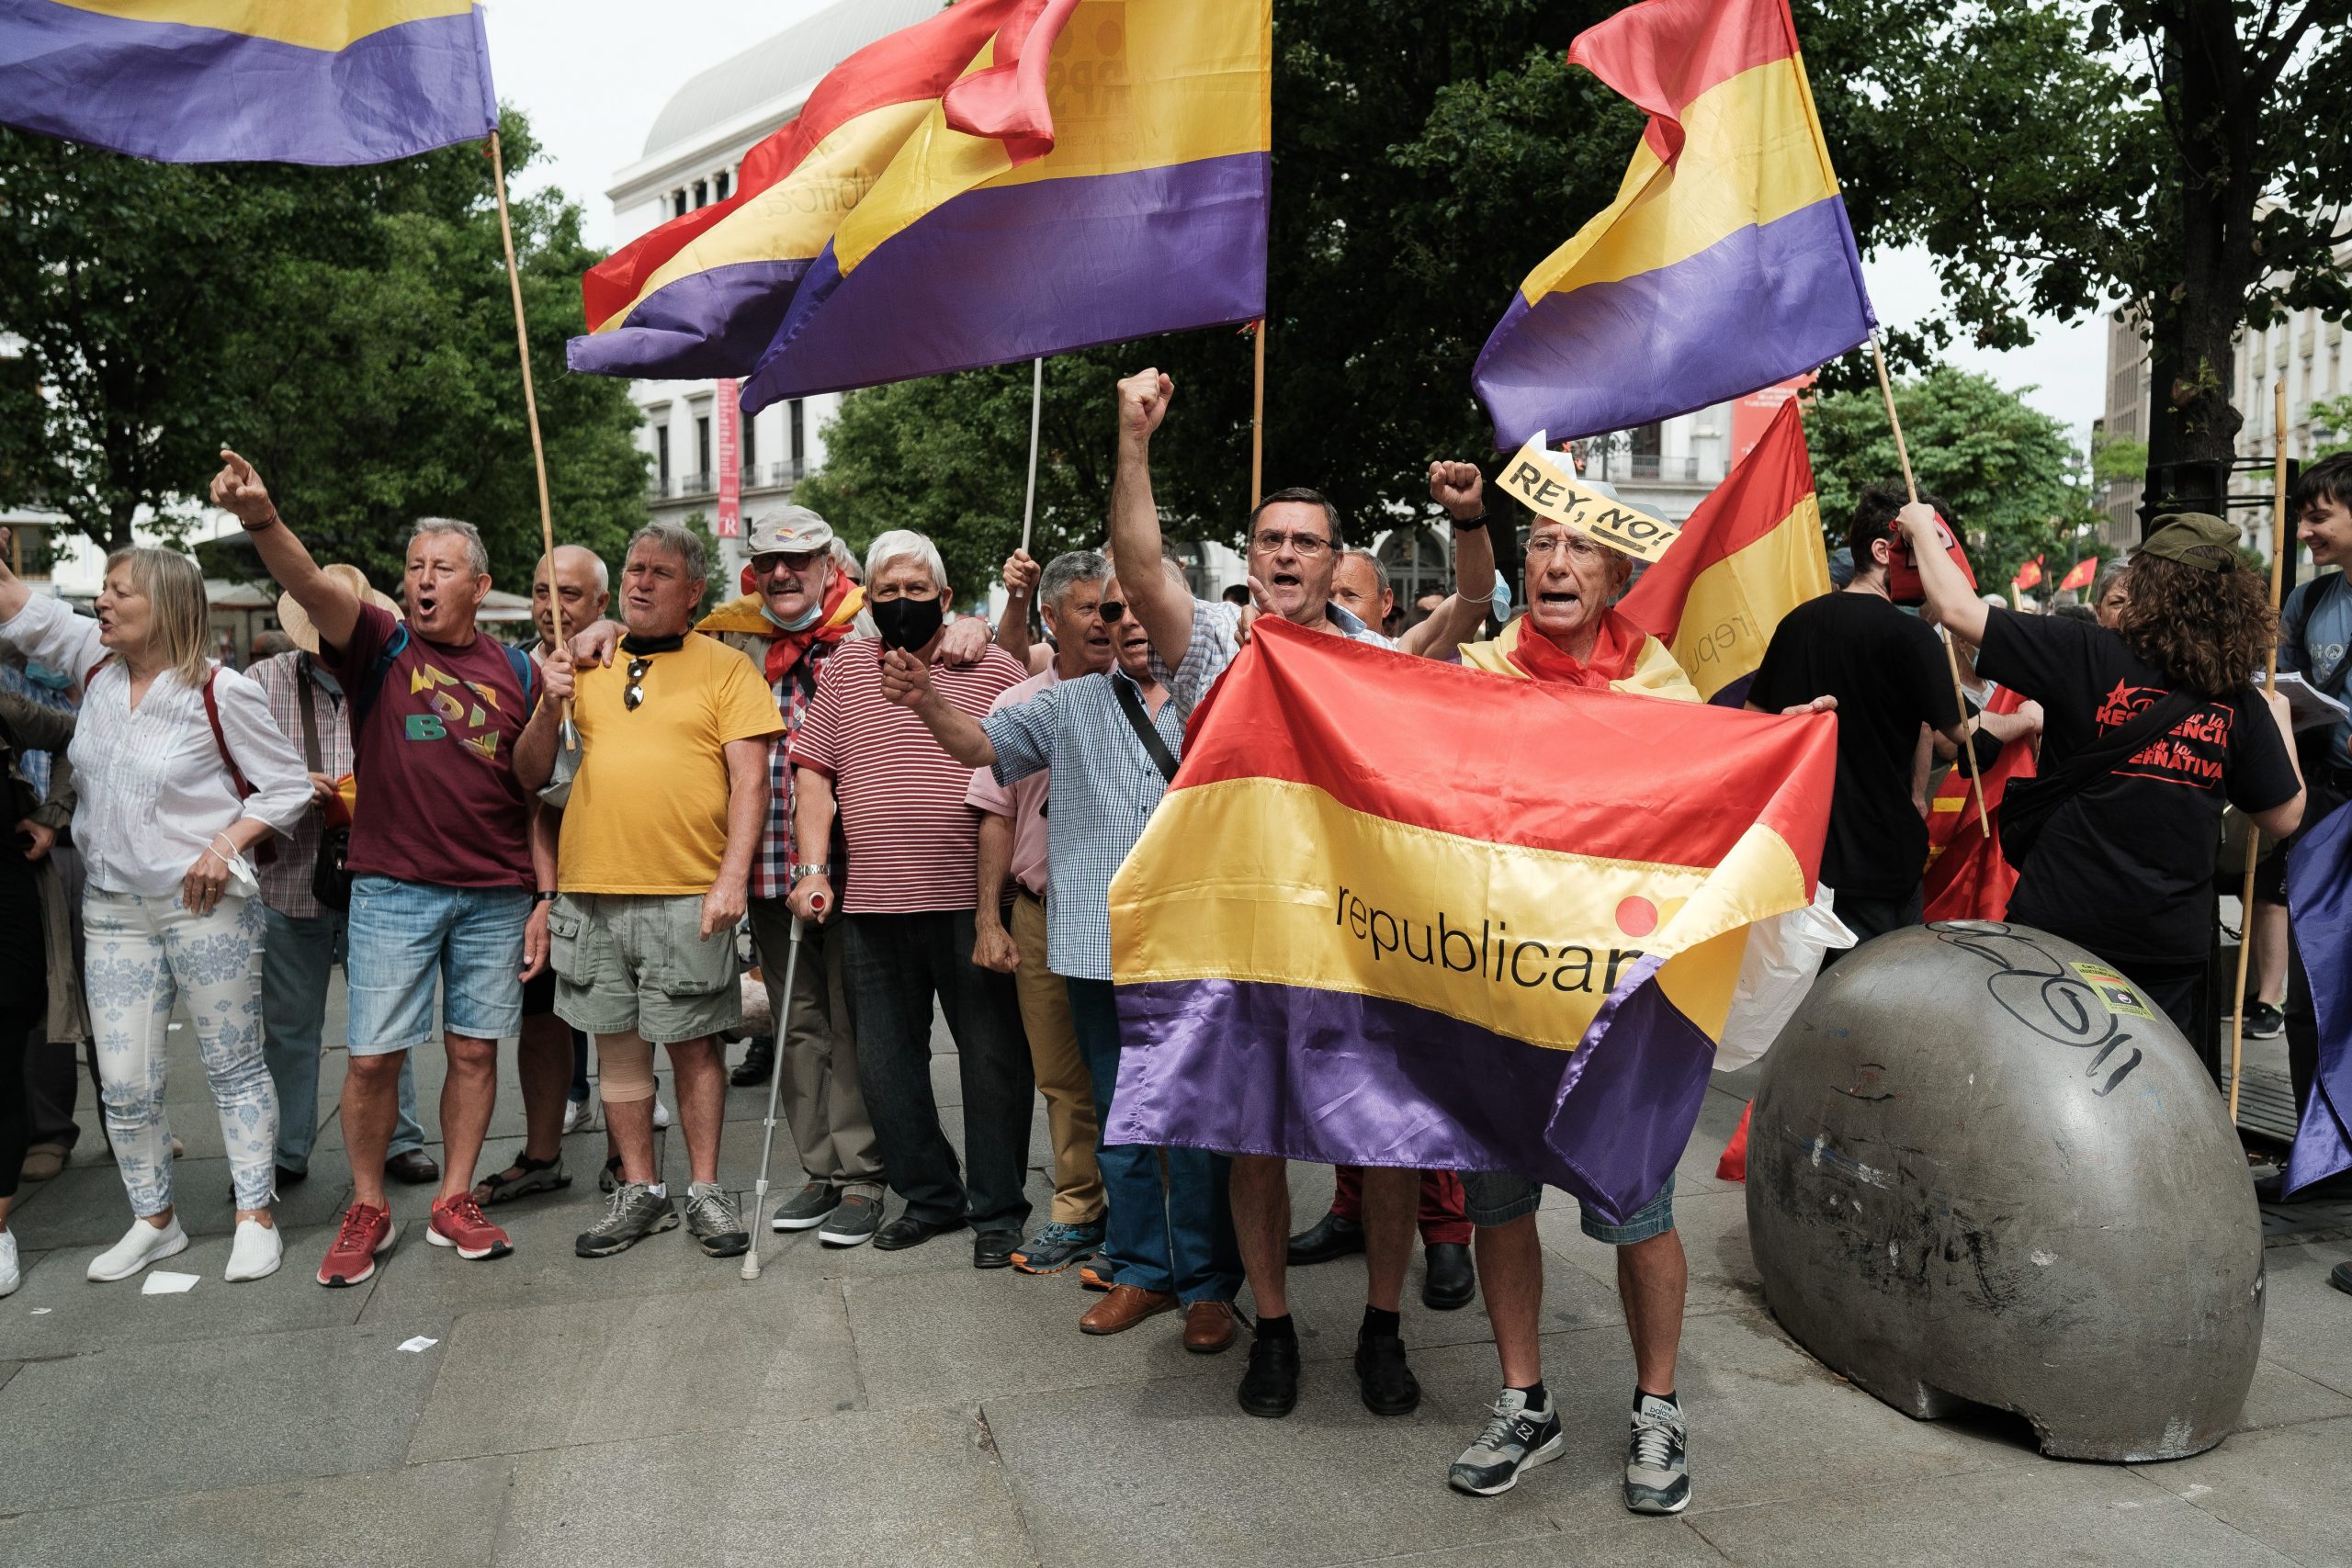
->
[1496,436,1682,564]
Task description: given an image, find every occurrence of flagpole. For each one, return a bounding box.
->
[1020,356,1044,557]
[2230,376,2292,1123]
[1250,319,1267,502]
[487,130,564,675]
[1871,330,1989,838]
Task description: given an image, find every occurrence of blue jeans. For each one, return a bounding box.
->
[261,906,424,1171]
[1463,1169,1679,1245]
[345,875,529,1053]
[1067,976,1241,1303]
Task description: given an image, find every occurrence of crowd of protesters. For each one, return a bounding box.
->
[3,381,2349,1517]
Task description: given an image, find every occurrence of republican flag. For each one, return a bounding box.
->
[0,0,496,164]
[2060,557,2098,592]
[572,0,1272,413]
[1470,0,1875,446]
[2286,801,2352,1195]
[1921,684,2035,920]
[1616,398,1829,703]
[2013,556,2045,591]
[1105,617,1836,1223]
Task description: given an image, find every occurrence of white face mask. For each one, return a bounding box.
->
[762,598,826,634]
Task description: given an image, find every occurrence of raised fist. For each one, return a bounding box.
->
[1118,368,1173,441]
[1429,461,1484,520]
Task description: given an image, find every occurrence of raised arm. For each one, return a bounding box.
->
[0,526,35,626]
[0,536,103,677]
[1896,502,1987,647]
[876,647,997,765]
[1107,368,1193,671]
[1399,461,1499,659]
[209,449,360,652]
[995,549,1039,668]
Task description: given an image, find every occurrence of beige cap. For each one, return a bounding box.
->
[746,506,835,557]
[279,563,401,656]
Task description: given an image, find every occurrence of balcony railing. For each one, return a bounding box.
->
[679,470,715,496]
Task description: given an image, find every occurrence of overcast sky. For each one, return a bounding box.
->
[480,0,2106,441]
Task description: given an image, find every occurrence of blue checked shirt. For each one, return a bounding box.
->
[1153,597,1393,713]
[981,668,1192,982]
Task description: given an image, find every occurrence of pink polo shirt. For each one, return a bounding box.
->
[965,663,1059,898]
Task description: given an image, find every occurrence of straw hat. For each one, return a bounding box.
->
[278,564,401,656]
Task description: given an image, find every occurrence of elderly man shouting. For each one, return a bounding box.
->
[529,525,780,1260]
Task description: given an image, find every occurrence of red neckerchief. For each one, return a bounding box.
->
[760,573,860,687]
[1506,606,1645,688]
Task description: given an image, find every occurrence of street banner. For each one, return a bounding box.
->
[716,379,741,539]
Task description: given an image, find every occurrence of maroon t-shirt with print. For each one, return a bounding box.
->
[324,603,537,889]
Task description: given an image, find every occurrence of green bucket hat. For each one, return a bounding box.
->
[2140,512,2241,572]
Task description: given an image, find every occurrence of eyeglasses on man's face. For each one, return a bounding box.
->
[1250,529,1331,558]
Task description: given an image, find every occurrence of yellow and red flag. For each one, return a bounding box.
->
[1921,685,2036,920]
[1105,617,1835,1224]
[1616,397,1829,703]
[2013,556,2045,592]
[2059,557,2098,592]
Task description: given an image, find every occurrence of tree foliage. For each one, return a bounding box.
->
[0,111,647,591]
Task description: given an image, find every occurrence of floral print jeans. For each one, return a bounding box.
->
[83,888,278,1214]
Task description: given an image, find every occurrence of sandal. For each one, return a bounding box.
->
[472,1152,571,1206]
[598,1153,624,1195]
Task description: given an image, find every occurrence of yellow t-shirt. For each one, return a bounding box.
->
[559,632,784,894]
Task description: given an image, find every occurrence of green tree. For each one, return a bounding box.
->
[0,111,647,590]
[1807,367,2095,586]
[2312,394,2352,458]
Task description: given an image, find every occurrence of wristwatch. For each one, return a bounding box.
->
[791,863,831,882]
[1450,511,1490,532]
[534,890,559,905]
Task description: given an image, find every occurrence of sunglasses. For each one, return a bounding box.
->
[1096,600,1126,623]
[625,656,651,711]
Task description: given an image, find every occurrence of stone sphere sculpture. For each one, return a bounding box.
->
[1746,921,2263,1461]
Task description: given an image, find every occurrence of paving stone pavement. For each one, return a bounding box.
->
[2,992,2347,1566]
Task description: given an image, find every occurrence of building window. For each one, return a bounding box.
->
[654,427,671,493]
[692,179,708,209]
[789,399,807,479]
[716,170,731,200]
[1630,422,1664,481]
[673,189,687,219]
[1377,526,1450,625]
[696,416,712,486]
[742,411,758,477]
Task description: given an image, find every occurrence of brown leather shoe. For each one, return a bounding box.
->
[18,1142,67,1182]
[1080,1283,1176,1336]
[385,1149,441,1186]
[1182,1299,1238,1354]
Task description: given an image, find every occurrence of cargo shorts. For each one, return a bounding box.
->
[549,892,741,1045]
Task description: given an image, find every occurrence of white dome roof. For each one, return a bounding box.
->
[642,0,948,159]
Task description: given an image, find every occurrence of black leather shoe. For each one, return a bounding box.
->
[872,1213,967,1252]
[1355,1331,1421,1416]
[729,1036,775,1089]
[1238,1332,1301,1418]
[973,1229,1020,1269]
[384,1149,440,1186]
[1421,1241,1476,1311]
[1287,1210,1366,1266]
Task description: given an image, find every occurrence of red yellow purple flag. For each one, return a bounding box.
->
[1105,617,1836,1224]
[1617,397,1828,703]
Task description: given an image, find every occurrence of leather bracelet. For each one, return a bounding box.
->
[241,513,283,534]
[534,890,559,904]
[1450,512,1490,532]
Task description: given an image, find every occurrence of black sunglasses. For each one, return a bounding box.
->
[1096,600,1125,623]
[625,656,651,711]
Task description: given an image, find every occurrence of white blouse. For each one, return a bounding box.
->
[0,593,312,897]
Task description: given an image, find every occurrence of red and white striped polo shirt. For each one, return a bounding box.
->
[787,638,1027,915]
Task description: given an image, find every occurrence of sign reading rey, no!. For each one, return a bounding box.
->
[1498,434,1683,564]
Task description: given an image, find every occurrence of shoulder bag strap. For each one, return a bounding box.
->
[201,669,255,801]
[2036,687,2204,806]
[295,663,324,773]
[1114,676,1181,785]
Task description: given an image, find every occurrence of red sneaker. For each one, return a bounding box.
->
[317,1202,397,1288]
[427,1192,513,1260]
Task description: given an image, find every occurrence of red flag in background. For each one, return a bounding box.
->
[1922,684,2038,920]
[2059,557,2098,592]
[1886,511,1975,605]
[2012,556,2045,591]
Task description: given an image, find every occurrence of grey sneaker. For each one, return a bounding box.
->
[770,1181,840,1233]
[575,1182,678,1258]
[1448,1388,1564,1496]
[684,1183,750,1258]
[1012,1220,1104,1275]
[818,1190,883,1247]
[1624,1393,1690,1514]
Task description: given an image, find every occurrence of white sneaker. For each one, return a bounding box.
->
[0,1230,18,1298]
[652,1097,672,1130]
[87,1215,189,1281]
[562,1095,599,1135]
[225,1218,283,1282]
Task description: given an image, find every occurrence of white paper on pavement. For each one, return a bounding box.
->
[2258,671,2350,733]
[141,1271,199,1295]
[397,1337,439,1353]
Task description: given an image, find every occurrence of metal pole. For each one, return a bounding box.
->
[1020,356,1043,557]
[741,910,811,1280]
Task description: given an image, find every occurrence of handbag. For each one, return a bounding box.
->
[1998,687,2202,869]
[297,668,353,912]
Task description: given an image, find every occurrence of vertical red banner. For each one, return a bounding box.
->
[1729,374,1815,468]
[716,378,742,538]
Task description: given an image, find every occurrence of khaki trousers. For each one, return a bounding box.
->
[1012,891,1103,1225]
[750,897,884,1196]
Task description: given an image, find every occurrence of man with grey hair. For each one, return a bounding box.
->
[211,449,572,1283]
[967,550,1118,1278]
[788,528,1035,1262]
[535,523,781,1258]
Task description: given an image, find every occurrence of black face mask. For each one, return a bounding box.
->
[871,592,944,652]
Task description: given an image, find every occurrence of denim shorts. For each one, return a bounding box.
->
[345,875,530,1055]
[1462,1169,1678,1246]
[550,893,741,1045]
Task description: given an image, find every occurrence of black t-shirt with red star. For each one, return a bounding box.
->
[1977,607,2300,967]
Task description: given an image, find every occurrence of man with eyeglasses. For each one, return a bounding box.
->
[1105,367,1499,1424]
[787,530,1036,1264]
[530,523,782,1262]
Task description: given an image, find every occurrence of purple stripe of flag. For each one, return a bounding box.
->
[1110,964,1716,1227]
[740,152,1270,412]
[2286,799,2352,1194]
[567,259,819,381]
[1473,193,1874,448]
[0,0,496,165]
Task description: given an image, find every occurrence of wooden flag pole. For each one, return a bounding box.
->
[2229,377,2293,1122]
[1020,356,1044,557]
[487,130,564,682]
[1250,319,1267,502]
[1871,331,1989,837]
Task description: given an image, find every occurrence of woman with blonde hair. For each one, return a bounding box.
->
[0,535,311,1282]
